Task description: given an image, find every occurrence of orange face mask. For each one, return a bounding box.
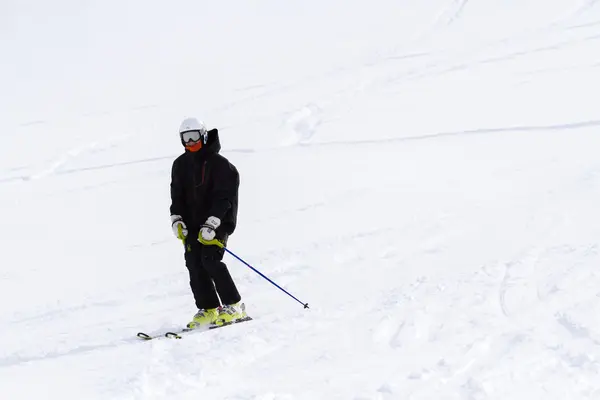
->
[186,141,203,152]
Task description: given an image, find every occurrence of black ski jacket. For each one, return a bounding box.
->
[170,129,240,240]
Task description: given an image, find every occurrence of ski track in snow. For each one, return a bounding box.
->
[434,0,470,28]
[2,117,599,184]
[305,118,600,148]
[576,0,600,14]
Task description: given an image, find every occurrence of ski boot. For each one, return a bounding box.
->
[186,308,219,329]
[215,302,247,326]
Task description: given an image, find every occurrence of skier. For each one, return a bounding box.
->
[170,117,247,329]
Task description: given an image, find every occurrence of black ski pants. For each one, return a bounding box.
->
[184,239,241,310]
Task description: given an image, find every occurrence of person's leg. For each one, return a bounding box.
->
[200,244,241,306]
[185,242,221,310]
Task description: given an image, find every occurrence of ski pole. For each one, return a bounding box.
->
[200,238,309,309]
[224,247,309,309]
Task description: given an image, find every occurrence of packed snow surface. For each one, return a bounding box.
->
[1,1,600,399]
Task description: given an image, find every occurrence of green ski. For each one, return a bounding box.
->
[136,316,253,341]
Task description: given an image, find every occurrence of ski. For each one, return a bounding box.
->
[136,316,253,341]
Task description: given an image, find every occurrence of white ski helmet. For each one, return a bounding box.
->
[179,117,207,134]
[179,117,208,147]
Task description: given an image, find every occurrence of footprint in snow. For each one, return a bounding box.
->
[281,104,322,146]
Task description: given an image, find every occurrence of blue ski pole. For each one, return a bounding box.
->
[225,247,309,309]
[200,238,309,309]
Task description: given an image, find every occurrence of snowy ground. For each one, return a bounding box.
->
[2,1,600,399]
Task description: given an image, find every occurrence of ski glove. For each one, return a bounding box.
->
[199,216,221,243]
[171,215,188,240]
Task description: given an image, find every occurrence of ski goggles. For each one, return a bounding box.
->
[181,129,208,144]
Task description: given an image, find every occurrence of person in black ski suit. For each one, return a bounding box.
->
[170,117,245,328]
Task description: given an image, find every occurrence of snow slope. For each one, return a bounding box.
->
[1,1,600,399]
